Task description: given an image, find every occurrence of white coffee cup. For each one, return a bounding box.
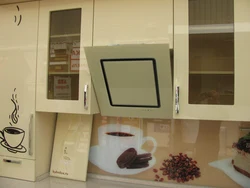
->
[0,127,25,148]
[98,124,157,163]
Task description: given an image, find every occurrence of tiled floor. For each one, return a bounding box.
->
[0,176,154,188]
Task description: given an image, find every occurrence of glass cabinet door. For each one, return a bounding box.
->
[36,0,99,114]
[48,9,81,101]
[174,0,250,121]
[188,0,234,105]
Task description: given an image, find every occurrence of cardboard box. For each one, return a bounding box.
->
[49,64,68,72]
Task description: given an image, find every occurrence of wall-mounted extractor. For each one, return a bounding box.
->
[85,44,173,119]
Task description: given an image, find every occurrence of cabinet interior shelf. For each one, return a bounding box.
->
[50,33,80,38]
[49,72,79,75]
[189,71,234,75]
[189,24,234,34]
[220,93,234,96]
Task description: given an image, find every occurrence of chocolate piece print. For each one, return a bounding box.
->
[116,148,153,169]
[133,157,152,164]
[135,153,152,159]
[116,148,137,169]
[127,162,149,169]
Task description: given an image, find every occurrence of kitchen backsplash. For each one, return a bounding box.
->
[87,114,250,188]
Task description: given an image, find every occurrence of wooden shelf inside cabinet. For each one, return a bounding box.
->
[220,93,234,96]
[189,24,234,34]
[189,71,234,75]
[48,72,79,75]
[50,33,80,39]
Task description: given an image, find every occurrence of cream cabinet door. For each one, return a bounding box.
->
[93,0,173,47]
[0,0,37,5]
[36,0,99,114]
[174,0,250,121]
[0,2,38,159]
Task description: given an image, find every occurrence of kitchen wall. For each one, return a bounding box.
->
[87,114,249,188]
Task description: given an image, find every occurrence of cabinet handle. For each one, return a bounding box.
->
[29,114,33,156]
[3,159,21,164]
[84,84,88,110]
[175,86,180,114]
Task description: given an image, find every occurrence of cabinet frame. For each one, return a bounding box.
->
[36,0,99,114]
[174,0,250,121]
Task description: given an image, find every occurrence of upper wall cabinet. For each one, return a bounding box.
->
[0,0,37,5]
[0,1,38,160]
[93,0,173,48]
[36,0,99,114]
[174,0,250,121]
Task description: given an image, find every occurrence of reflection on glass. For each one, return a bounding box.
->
[181,120,199,144]
[47,9,81,100]
[188,0,234,105]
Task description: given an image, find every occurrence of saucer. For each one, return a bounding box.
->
[0,141,27,153]
[209,158,250,188]
[89,145,156,175]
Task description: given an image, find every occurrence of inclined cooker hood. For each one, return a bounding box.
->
[84,44,173,119]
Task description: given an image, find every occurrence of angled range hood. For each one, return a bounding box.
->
[84,44,173,119]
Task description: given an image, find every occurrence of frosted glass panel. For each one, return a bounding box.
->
[47,9,81,100]
[188,0,234,105]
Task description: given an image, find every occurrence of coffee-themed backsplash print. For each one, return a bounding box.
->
[88,114,250,188]
[0,88,26,154]
[89,117,157,175]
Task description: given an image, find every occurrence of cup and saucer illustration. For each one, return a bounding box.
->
[0,88,27,154]
[0,126,27,153]
[89,124,157,175]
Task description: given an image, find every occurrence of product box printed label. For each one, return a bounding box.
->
[70,48,80,71]
[54,76,71,100]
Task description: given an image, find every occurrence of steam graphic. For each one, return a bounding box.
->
[9,88,19,126]
[14,5,22,26]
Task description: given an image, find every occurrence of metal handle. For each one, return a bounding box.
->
[175,86,180,114]
[84,84,88,110]
[239,127,250,131]
[3,159,21,164]
[29,114,33,156]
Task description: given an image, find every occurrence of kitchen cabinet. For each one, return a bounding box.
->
[0,0,38,5]
[0,2,56,181]
[36,0,99,114]
[93,0,173,48]
[174,0,250,121]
